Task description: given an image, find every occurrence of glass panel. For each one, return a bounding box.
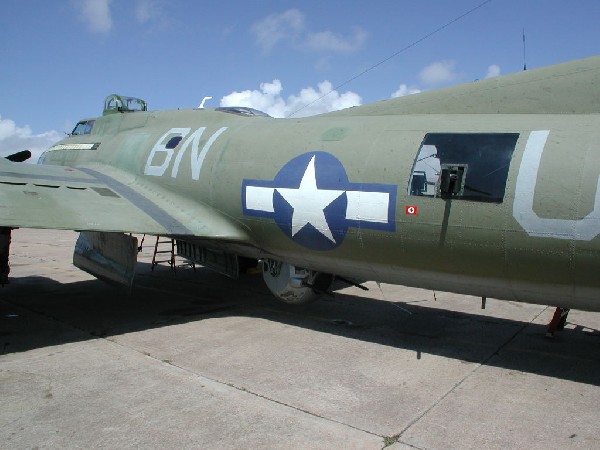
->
[408,133,519,203]
[71,120,95,135]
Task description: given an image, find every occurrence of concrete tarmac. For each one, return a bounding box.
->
[1,229,599,449]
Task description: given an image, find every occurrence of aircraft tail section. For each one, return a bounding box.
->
[326,55,600,116]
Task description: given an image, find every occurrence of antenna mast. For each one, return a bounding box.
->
[522,28,527,71]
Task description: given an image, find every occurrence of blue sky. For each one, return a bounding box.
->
[1,0,598,160]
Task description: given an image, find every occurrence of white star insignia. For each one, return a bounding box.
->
[277,156,344,243]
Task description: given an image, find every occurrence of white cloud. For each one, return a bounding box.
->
[135,0,169,28]
[391,84,421,98]
[220,80,286,116]
[74,0,114,33]
[251,9,366,54]
[135,0,160,24]
[0,116,62,163]
[485,64,501,79]
[419,60,460,86]
[251,9,305,53]
[305,27,367,53]
[390,63,499,97]
[220,80,361,118]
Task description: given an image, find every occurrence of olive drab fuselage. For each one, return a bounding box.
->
[30,56,600,310]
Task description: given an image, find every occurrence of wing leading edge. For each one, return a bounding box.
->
[0,159,249,242]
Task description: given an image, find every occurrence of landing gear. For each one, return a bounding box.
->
[262,259,334,304]
[546,307,570,338]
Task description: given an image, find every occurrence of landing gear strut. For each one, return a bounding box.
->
[546,307,570,338]
[0,227,12,286]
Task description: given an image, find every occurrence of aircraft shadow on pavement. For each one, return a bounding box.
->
[1,267,599,387]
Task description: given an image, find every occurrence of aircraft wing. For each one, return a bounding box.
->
[0,158,248,241]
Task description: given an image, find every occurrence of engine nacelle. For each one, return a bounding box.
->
[262,259,334,304]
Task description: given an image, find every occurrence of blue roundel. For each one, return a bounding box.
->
[241,151,397,252]
[272,152,349,251]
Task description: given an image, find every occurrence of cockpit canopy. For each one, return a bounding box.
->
[215,106,271,117]
[103,94,148,115]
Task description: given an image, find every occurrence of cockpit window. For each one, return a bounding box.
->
[408,133,519,203]
[71,120,95,135]
[215,106,271,117]
[103,94,148,115]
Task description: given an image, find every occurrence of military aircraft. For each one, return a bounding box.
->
[1,56,599,314]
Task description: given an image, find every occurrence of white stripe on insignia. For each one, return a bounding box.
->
[245,185,389,223]
[245,186,275,212]
[345,191,390,223]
